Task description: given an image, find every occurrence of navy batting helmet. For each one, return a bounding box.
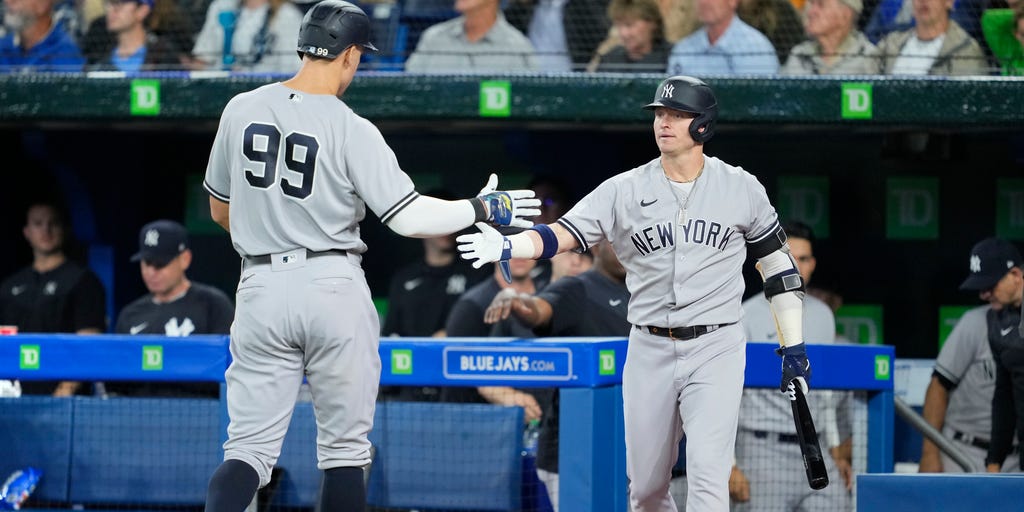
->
[643,76,718,144]
[296,0,378,60]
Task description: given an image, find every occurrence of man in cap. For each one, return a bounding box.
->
[781,0,879,75]
[949,238,1024,473]
[918,237,1021,473]
[106,220,233,397]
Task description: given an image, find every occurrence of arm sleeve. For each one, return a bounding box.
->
[987,346,1016,466]
[744,173,782,254]
[557,178,618,252]
[445,297,488,337]
[70,270,107,332]
[385,195,477,238]
[535,278,586,336]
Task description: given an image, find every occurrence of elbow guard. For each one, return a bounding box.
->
[763,268,805,300]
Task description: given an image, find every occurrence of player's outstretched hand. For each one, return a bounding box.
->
[776,343,810,393]
[476,173,542,228]
[457,222,513,283]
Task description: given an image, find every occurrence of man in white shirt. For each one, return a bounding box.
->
[668,0,778,75]
[405,0,537,72]
[877,0,987,75]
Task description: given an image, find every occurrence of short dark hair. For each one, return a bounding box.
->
[25,199,69,227]
[782,221,815,244]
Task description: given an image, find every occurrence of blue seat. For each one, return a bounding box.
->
[0,397,74,503]
[68,397,221,505]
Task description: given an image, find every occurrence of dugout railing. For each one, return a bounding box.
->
[0,334,893,511]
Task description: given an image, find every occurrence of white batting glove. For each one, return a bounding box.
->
[457,222,510,269]
[476,173,542,229]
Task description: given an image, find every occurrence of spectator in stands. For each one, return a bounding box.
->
[947,238,1024,473]
[588,0,670,72]
[738,0,804,65]
[0,201,106,396]
[864,0,989,45]
[0,0,85,71]
[84,0,181,71]
[190,0,303,73]
[730,222,852,511]
[505,0,610,71]
[82,0,195,70]
[660,0,701,42]
[482,242,625,512]
[876,0,989,74]
[405,0,537,72]
[918,238,1020,473]
[981,1,1024,75]
[439,258,549,417]
[667,0,779,75]
[104,220,233,398]
[782,0,880,74]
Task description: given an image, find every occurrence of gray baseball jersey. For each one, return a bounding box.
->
[558,155,782,511]
[204,82,418,257]
[558,156,780,327]
[934,306,996,439]
[202,82,421,488]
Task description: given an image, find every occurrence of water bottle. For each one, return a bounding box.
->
[522,419,540,458]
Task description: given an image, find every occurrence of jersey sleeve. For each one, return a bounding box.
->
[203,100,236,202]
[70,270,107,332]
[934,308,986,386]
[742,173,781,250]
[536,277,586,336]
[345,117,419,224]
[557,178,618,252]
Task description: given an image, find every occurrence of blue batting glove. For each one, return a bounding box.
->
[776,343,811,393]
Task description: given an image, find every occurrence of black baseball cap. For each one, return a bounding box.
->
[130,220,189,267]
[959,237,1022,291]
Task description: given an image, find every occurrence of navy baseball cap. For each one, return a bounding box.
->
[959,238,1022,291]
[130,220,189,267]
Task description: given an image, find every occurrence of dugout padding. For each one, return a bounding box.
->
[274,401,526,510]
[0,397,73,503]
[68,397,221,505]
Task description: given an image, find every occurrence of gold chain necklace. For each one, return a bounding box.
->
[664,165,704,226]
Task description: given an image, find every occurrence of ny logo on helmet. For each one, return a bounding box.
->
[145,229,160,247]
[662,84,675,98]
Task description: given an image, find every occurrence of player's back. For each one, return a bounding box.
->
[205,82,416,258]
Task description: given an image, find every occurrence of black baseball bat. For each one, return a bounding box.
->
[790,381,829,490]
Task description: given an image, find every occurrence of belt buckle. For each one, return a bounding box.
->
[667,327,678,341]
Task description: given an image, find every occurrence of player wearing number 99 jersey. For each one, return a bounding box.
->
[200,2,540,511]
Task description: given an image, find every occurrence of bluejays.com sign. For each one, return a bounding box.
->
[443,347,573,381]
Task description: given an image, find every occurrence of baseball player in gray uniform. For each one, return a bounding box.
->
[457,76,811,512]
[733,222,850,511]
[919,248,1021,473]
[201,2,539,510]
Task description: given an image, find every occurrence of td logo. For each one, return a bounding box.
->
[599,350,616,376]
[841,83,872,120]
[20,345,40,370]
[391,349,412,375]
[874,354,891,380]
[142,345,163,371]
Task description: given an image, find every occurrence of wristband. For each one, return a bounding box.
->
[529,224,558,259]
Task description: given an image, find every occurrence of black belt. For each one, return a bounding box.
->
[243,249,347,267]
[952,430,990,451]
[636,323,731,341]
[753,430,800,444]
